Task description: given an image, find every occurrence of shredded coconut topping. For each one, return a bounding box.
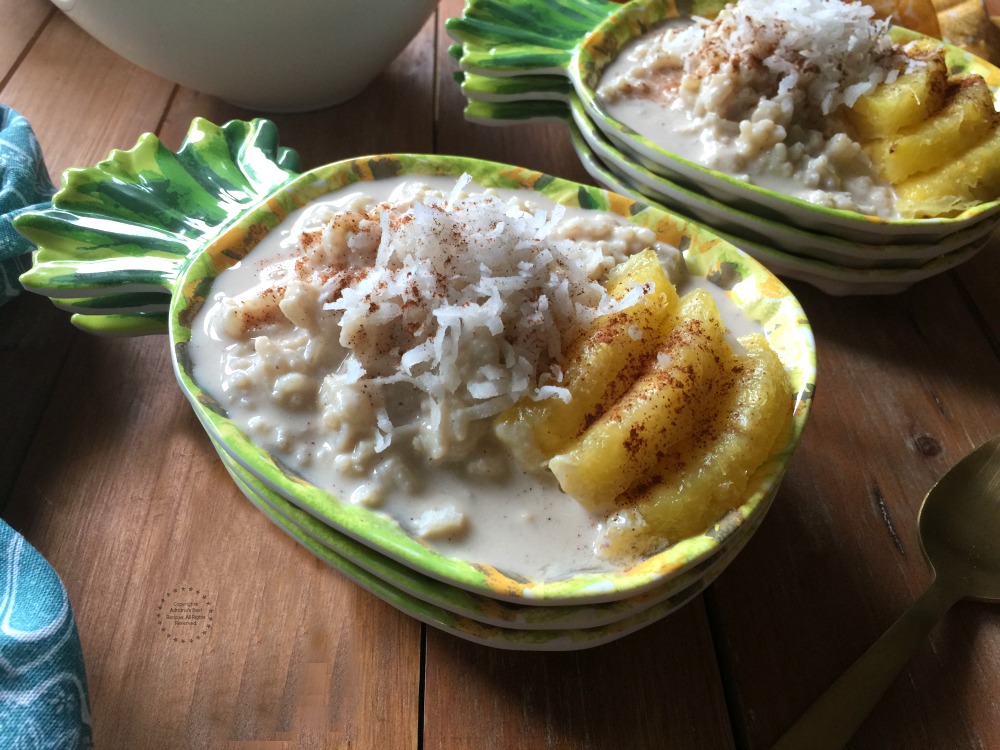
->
[604,0,909,117]
[228,176,674,466]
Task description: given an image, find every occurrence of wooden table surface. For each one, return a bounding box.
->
[3,1,999,748]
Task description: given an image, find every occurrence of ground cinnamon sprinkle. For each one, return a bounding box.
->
[597,315,741,494]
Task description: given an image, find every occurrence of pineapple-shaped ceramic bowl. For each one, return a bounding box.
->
[447,0,1000,251]
[14,117,816,647]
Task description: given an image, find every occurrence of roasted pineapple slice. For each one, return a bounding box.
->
[502,254,793,557]
[547,289,735,512]
[846,41,948,140]
[865,76,998,183]
[598,333,793,560]
[604,246,677,300]
[494,248,679,467]
[848,37,1000,217]
[894,125,1000,215]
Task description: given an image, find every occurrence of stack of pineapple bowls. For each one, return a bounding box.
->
[448,0,1000,295]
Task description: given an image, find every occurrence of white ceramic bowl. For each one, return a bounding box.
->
[51,0,438,112]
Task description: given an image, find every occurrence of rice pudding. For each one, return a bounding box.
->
[596,0,918,216]
[189,175,781,578]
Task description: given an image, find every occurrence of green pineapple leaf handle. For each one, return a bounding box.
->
[464,96,573,127]
[15,117,301,336]
[455,69,574,102]
[72,310,171,337]
[445,0,621,75]
[454,71,575,125]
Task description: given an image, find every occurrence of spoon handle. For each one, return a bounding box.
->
[772,577,959,750]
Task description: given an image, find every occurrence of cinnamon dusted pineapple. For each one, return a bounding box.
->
[863,75,998,182]
[496,257,794,561]
[846,39,1000,216]
[599,332,792,558]
[846,41,950,140]
[494,248,679,469]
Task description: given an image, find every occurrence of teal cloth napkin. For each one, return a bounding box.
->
[1,105,91,747]
[0,105,55,305]
[0,521,93,748]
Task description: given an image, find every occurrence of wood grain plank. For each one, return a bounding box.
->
[0,294,76,508]
[955,236,1000,347]
[423,610,735,750]
[1,8,176,508]
[5,334,422,749]
[0,11,175,178]
[0,0,52,83]
[709,274,1000,748]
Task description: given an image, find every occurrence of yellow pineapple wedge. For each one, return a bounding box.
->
[598,333,793,560]
[895,125,1000,215]
[547,289,736,512]
[846,41,948,140]
[604,246,676,301]
[494,248,679,468]
[846,34,1000,217]
[865,75,999,183]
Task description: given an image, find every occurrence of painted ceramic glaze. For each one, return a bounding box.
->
[14,119,815,643]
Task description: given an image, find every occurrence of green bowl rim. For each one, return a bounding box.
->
[168,151,817,604]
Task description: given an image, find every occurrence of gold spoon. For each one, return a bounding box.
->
[773,433,1000,750]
